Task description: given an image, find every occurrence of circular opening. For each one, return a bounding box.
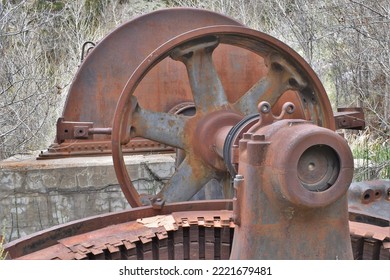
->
[297,145,340,192]
[361,189,374,204]
[286,104,295,114]
[374,191,381,199]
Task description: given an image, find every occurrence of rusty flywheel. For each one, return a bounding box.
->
[112,25,335,208]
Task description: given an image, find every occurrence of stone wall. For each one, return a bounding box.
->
[0,154,175,242]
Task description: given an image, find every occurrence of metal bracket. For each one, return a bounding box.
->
[56,118,94,143]
[334,107,365,130]
[56,118,112,144]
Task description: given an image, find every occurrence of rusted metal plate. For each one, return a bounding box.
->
[334,107,365,130]
[348,180,390,226]
[349,221,390,260]
[349,221,389,241]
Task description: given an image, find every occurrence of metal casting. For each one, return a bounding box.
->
[5,8,386,261]
[348,180,390,226]
[112,25,338,208]
[230,102,354,259]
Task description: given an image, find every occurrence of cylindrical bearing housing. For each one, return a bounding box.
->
[259,120,354,208]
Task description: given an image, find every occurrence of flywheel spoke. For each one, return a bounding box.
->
[157,156,216,203]
[132,103,188,150]
[170,37,229,114]
[234,54,307,115]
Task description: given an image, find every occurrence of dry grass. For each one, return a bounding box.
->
[0,228,7,260]
[347,130,390,181]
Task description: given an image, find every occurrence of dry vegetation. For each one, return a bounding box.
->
[1,0,389,180]
[0,224,7,259]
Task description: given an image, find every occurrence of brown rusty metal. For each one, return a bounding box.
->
[38,138,170,159]
[40,8,261,159]
[56,118,113,143]
[229,102,354,259]
[334,107,365,130]
[39,6,364,166]
[112,25,336,208]
[4,200,233,260]
[56,118,94,143]
[348,180,390,226]
[42,7,358,160]
[349,221,390,260]
[8,8,378,261]
[4,200,388,260]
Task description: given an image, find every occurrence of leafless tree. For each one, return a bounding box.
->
[1,1,63,159]
[0,0,170,160]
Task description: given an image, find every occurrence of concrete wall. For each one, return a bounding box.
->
[0,154,175,242]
